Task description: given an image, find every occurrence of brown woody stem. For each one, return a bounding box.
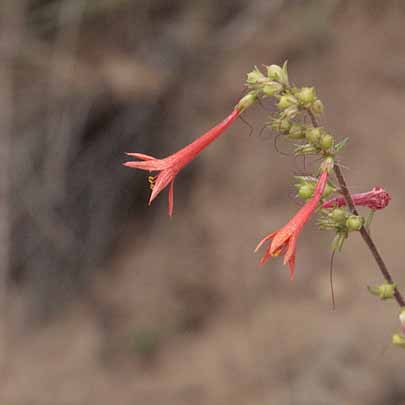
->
[307,109,405,307]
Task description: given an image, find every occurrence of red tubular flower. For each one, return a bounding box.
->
[321,187,391,210]
[124,108,241,216]
[255,171,329,279]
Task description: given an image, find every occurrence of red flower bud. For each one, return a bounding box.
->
[322,187,391,210]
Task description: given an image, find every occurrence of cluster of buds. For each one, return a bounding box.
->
[295,176,336,201]
[275,86,323,121]
[295,127,336,156]
[246,64,344,159]
[318,207,364,252]
[246,63,288,97]
[368,281,397,301]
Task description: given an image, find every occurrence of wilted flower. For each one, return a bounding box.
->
[322,187,391,210]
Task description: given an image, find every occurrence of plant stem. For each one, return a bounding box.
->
[307,110,405,307]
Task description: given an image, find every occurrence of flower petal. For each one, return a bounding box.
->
[287,254,296,280]
[123,159,166,171]
[283,234,296,265]
[254,231,277,252]
[149,169,177,205]
[126,152,157,161]
[168,180,174,217]
[269,227,292,256]
[259,246,272,265]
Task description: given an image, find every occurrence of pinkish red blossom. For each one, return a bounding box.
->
[255,171,329,279]
[124,108,241,216]
[321,187,391,210]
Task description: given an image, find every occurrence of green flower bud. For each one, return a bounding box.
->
[277,95,297,110]
[262,82,283,97]
[266,63,288,85]
[312,99,324,114]
[346,215,364,231]
[296,87,316,106]
[392,333,405,348]
[288,123,305,140]
[283,106,299,120]
[320,134,334,151]
[279,119,291,133]
[271,118,291,133]
[367,282,396,300]
[298,184,315,200]
[329,208,347,225]
[305,127,322,145]
[294,144,318,155]
[266,64,283,80]
[246,67,265,85]
[237,92,257,111]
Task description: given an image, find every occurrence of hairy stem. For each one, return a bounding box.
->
[307,110,405,307]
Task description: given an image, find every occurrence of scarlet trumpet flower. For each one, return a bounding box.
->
[321,186,391,210]
[124,108,242,216]
[255,170,329,279]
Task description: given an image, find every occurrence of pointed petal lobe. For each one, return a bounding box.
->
[126,152,157,161]
[287,254,296,280]
[123,159,166,171]
[168,181,174,217]
[148,169,176,205]
[254,231,277,252]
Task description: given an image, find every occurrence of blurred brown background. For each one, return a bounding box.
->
[1,0,405,404]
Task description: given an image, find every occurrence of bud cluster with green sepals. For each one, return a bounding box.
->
[266,61,289,86]
[246,66,267,86]
[287,123,306,140]
[318,207,364,252]
[246,61,349,162]
[245,62,288,98]
[368,282,397,300]
[291,86,324,115]
[294,127,336,156]
[276,93,299,121]
[294,176,336,201]
[346,215,364,231]
[246,62,342,161]
[270,117,291,134]
[318,207,350,231]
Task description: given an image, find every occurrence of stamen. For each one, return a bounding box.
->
[148,176,156,190]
